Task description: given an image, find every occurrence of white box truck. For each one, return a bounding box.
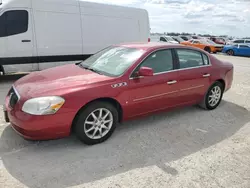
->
[0,0,150,75]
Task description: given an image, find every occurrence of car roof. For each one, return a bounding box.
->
[116,42,204,52]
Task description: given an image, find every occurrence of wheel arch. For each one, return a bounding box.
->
[71,97,123,132]
[214,79,225,91]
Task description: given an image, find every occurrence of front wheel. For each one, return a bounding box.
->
[74,101,118,145]
[199,82,224,110]
[226,50,234,56]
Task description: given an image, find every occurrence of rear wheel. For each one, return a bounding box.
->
[199,81,224,110]
[204,46,211,53]
[226,50,234,56]
[74,101,118,145]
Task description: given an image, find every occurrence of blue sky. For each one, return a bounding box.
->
[85,0,250,37]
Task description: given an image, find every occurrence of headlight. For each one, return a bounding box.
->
[22,96,65,115]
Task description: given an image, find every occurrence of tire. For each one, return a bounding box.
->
[0,66,4,75]
[226,50,234,56]
[74,101,118,145]
[204,46,211,53]
[199,81,224,110]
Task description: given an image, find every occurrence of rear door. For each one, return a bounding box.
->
[174,48,211,104]
[238,45,250,56]
[125,49,180,118]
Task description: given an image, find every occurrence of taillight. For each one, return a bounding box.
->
[148,38,150,42]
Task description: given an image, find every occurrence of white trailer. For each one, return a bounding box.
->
[0,0,150,75]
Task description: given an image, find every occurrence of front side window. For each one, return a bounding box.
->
[0,10,28,37]
[176,49,204,69]
[245,40,250,43]
[132,49,174,76]
[79,46,145,77]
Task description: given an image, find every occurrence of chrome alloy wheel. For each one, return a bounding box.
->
[84,108,113,139]
[208,86,222,107]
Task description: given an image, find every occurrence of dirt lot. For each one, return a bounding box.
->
[0,54,250,188]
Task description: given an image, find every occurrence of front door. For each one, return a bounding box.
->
[125,49,180,118]
[174,48,211,104]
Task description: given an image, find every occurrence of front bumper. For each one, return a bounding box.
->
[4,99,75,140]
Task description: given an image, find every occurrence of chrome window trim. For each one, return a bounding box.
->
[129,48,212,80]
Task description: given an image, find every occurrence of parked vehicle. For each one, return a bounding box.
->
[4,42,233,145]
[181,39,224,53]
[179,35,192,41]
[170,36,185,43]
[150,35,179,44]
[209,37,226,45]
[0,0,150,75]
[222,44,250,57]
[226,39,250,45]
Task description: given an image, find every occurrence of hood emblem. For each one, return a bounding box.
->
[111,82,127,88]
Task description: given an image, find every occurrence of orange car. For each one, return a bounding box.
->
[180,39,224,53]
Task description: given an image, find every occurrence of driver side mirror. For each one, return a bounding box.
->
[138,66,154,77]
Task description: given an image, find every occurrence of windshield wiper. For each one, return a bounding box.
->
[78,64,103,75]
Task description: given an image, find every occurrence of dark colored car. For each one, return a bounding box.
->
[4,43,234,145]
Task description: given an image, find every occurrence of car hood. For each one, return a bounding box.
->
[14,64,114,98]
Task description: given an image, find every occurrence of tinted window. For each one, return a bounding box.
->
[245,40,250,43]
[0,10,28,37]
[160,37,167,42]
[202,53,209,65]
[176,49,204,69]
[234,40,244,43]
[239,45,250,48]
[135,49,174,74]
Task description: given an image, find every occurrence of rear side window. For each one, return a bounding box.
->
[0,10,28,37]
[176,49,204,69]
[234,40,244,43]
[202,53,209,65]
[239,45,250,48]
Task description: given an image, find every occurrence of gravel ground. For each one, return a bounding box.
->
[0,54,250,188]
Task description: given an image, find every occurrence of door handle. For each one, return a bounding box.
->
[203,73,210,77]
[22,40,31,42]
[167,80,177,85]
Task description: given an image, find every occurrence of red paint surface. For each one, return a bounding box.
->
[5,43,234,140]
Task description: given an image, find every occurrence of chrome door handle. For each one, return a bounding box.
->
[167,80,177,85]
[203,73,210,77]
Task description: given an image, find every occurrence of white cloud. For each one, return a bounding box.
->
[84,0,250,37]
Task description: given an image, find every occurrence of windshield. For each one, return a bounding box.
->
[79,46,145,77]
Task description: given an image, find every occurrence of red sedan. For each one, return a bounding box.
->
[3,43,234,145]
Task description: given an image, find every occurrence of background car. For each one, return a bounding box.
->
[4,43,233,145]
[150,35,178,44]
[181,39,224,53]
[209,37,226,45]
[222,43,250,57]
[226,38,250,45]
[179,35,193,41]
[170,36,185,43]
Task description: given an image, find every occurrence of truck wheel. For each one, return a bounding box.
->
[204,46,211,53]
[199,81,224,110]
[0,66,4,75]
[74,101,118,145]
